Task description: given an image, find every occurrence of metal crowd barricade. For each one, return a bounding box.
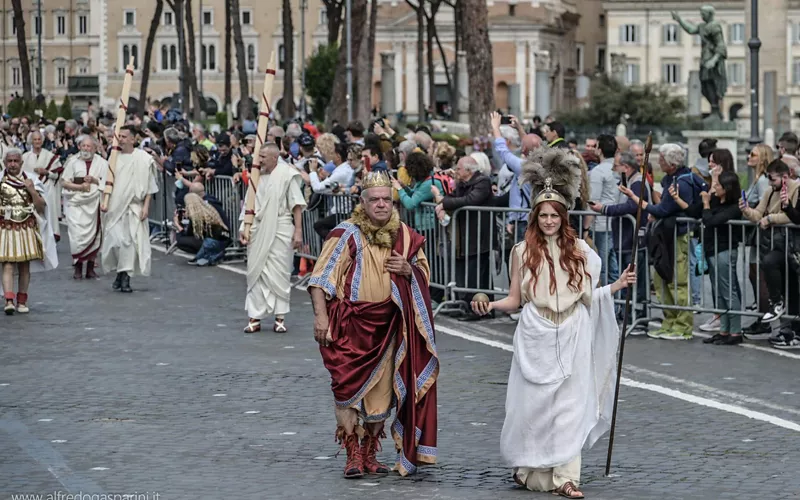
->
[649,216,800,324]
[204,175,245,259]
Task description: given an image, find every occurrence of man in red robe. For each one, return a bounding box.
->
[308,172,438,479]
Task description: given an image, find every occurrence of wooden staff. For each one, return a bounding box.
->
[241,51,277,242]
[101,55,136,211]
[605,132,653,476]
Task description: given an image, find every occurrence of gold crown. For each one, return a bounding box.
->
[533,177,568,208]
[361,171,393,190]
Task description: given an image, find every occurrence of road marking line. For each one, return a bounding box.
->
[435,324,800,433]
[154,245,800,363]
[625,365,800,417]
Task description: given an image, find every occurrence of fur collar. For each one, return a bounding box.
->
[350,205,400,249]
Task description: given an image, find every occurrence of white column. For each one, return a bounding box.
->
[528,43,536,116]
[515,41,527,116]
[405,42,418,118]
[392,42,403,113]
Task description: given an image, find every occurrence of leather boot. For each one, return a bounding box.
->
[360,431,389,475]
[85,261,98,279]
[112,272,122,290]
[335,427,364,479]
[73,262,83,280]
[120,272,132,293]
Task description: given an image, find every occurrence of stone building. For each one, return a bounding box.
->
[4,0,597,121]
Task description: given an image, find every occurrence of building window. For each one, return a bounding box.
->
[662,62,681,85]
[597,46,606,72]
[170,45,177,70]
[241,9,252,25]
[161,44,178,71]
[508,3,516,16]
[57,67,67,87]
[124,9,135,26]
[599,14,605,28]
[793,59,800,84]
[247,44,255,70]
[79,15,88,34]
[203,9,213,26]
[620,24,639,44]
[57,15,66,35]
[79,65,88,75]
[663,23,680,44]
[123,45,140,69]
[576,44,584,74]
[727,61,744,86]
[319,8,326,25]
[12,67,21,87]
[34,15,41,35]
[624,63,640,85]
[729,23,745,44]
[279,44,286,70]
[164,11,173,26]
[202,44,216,70]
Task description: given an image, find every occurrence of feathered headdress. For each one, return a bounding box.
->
[521,147,583,210]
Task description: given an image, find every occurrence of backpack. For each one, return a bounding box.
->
[432,172,454,196]
[676,172,709,205]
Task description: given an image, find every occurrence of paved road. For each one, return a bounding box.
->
[2,240,799,499]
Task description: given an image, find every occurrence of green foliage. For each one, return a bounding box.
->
[431,132,467,148]
[59,95,73,119]
[216,112,228,128]
[559,75,686,128]
[304,43,339,122]
[45,100,59,121]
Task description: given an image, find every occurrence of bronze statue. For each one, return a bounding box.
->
[672,6,728,120]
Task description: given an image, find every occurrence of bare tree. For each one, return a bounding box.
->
[281,0,296,119]
[11,0,32,100]
[230,0,252,120]
[405,0,425,120]
[140,0,164,110]
[322,0,343,47]
[462,0,493,135]
[326,0,367,125]
[224,0,232,112]
[355,0,378,123]
[424,0,443,118]
[184,0,203,119]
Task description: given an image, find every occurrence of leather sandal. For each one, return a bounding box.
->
[553,481,584,499]
[273,318,287,333]
[243,319,261,333]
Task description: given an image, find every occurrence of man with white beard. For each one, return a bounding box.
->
[22,130,63,241]
[61,135,109,280]
[100,125,158,293]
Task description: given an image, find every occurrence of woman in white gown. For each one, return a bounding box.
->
[472,148,635,499]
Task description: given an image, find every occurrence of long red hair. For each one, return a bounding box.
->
[524,201,589,294]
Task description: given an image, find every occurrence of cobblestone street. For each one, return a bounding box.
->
[2,241,800,499]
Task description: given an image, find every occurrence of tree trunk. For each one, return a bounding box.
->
[324,0,343,48]
[173,0,190,114]
[230,0,251,120]
[416,6,424,121]
[451,0,461,119]
[282,0,296,119]
[462,0,494,136]
[355,0,377,123]
[224,0,232,110]
[11,0,32,100]
[185,0,203,119]
[326,0,367,126]
[426,12,436,118]
[140,0,164,111]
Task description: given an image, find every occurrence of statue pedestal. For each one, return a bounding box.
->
[682,129,740,172]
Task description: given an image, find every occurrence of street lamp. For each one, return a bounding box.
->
[346,0,352,121]
[300,0,307,120]
[748,0,761,151]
